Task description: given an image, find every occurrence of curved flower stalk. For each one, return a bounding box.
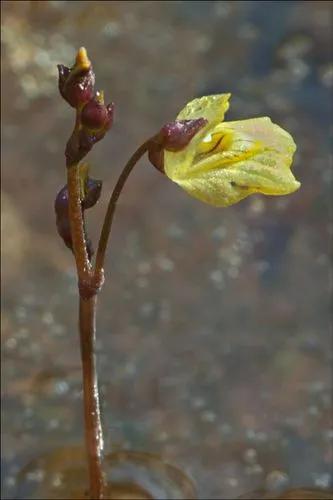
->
[158,94,300,206]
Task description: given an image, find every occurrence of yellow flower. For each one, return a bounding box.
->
[163,94,300,207]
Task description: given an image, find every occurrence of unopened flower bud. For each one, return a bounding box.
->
[82,178,103,209]
[54,184,69,218]
[81,94,114,132]
[71,95,114,162]
[57,47,95,108]
[65,100,114,165]
[148,117,207,172]
[159,118,208,152]
[54,176,102,260]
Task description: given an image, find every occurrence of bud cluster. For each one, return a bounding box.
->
[58,48,114,166]
[55,48,208,260]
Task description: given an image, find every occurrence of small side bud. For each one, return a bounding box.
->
[54,184,69,218]
[54,177,102,260]
[82,177,103,209]
[74,95,114,160]
[148,117,207,172]
[57,47,95,108]
[81,94,114,132]
[54,185,74,253]
[65,99,114,166]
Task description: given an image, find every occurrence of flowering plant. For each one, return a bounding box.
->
[160,94,299,206]
[55,48,300,499]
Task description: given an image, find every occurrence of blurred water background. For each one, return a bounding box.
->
[1,1,332,498]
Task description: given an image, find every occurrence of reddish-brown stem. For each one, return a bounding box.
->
[66,108,92,283]
[67,162,105,499]
[67,164,91,282]
[66,110,105,498]
[94,140,152,277]
[67,121,153,498]
[79,295,105,499]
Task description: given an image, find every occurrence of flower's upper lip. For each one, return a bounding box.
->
[175,93,232,146]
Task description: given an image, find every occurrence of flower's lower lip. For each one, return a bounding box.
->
[231,180,300,195]
[256,182,301,196]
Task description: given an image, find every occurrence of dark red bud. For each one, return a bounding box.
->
[74,101,114,162]
[160,118,208,152]
[148,117,207,173]
[55,178,102,260]
[81,99,114,131]
[82,178,103,209]
[81,100,108,130]
[57,64,95,108]
[54,184,69,217]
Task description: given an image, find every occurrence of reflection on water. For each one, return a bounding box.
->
[15,447,197,499]
[14,445,333,500]
[239,487,333,499]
